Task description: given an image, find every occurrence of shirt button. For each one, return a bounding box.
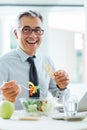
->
[57,96,59,98]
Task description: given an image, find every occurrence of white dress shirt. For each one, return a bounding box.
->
[0,47,69,109]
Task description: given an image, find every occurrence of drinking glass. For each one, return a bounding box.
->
[63,94,78,117]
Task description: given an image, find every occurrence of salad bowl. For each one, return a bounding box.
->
[20,98,56,116]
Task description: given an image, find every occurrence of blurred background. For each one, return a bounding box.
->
[0,0,87,100]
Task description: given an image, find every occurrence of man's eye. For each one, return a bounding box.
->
[24,28,30,31]
[35,29,41,32]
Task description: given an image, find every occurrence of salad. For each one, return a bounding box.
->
[20,98,55,114]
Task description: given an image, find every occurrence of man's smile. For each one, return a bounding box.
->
[26,39,37,44]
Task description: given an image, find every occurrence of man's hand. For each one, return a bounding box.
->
[1,80,21,102]
[54,70,69,90]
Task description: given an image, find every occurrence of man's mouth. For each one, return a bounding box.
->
[26,40,37,44]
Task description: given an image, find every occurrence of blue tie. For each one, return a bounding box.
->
[27,56,40,98]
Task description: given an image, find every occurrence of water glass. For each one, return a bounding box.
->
[63,94,78,117]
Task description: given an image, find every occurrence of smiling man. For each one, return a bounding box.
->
[0,10,69,109]
[14,12,44,56]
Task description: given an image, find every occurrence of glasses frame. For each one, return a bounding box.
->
[18,26,44,36]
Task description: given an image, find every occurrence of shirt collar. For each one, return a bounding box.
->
[16,48,30,62]
[16,47,39,62]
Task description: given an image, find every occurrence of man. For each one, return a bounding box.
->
[0,10,69,109]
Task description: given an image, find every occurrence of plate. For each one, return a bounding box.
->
[19,116,41,121]
[65,114,86,121]
[12,110,41,121]
[51,112,87,121]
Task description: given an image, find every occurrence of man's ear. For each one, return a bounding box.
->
[14,29,18,39]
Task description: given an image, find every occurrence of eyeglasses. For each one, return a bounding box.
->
[19,26,44,36]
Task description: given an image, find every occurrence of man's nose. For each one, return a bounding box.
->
[29,31,37,37]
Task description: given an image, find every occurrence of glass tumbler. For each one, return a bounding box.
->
[63,94,78,117]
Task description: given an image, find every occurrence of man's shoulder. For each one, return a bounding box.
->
[0,49,17,61]
[42,55,53,62]
[38,54,54,65]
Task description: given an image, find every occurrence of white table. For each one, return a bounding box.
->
[0,111,87,130]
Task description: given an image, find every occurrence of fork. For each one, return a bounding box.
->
[45,64,55,79]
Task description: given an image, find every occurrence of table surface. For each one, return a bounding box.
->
[0,111,87,130]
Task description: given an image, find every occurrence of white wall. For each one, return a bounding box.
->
[84,0,87,84]
[48,29,77,82]
[0,0,84,4]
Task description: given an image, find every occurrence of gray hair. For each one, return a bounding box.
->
[16,10,43,27]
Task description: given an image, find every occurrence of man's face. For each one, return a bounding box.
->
[14,16,44,56]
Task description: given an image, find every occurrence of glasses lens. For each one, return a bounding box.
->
[34,28,44,35]
[22,26,31,34]
[21,26,44,35]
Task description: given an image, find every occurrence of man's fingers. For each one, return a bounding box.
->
[1,80,16,89]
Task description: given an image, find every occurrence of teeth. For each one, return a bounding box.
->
[28,41,36,43]
[26,40,37,44]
